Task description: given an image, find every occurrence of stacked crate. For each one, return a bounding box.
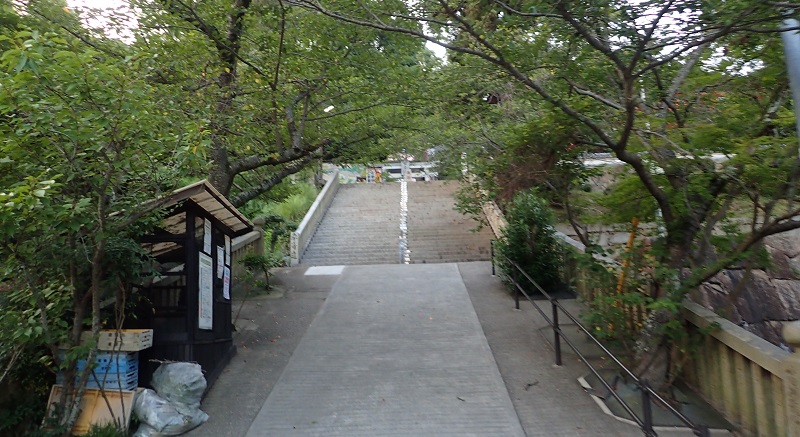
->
[58,329,153,391]
[57,351,140,390]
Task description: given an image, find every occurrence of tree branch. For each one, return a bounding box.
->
[229,155,318,206]
[159,0,271,80]
[230,138,331,175]
[307,101,387,121]
[494,1,561,19]
[552,2,626,71]
[566,79,623,110]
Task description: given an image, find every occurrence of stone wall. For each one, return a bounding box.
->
[691,230,800,350]
[558,220,800,349]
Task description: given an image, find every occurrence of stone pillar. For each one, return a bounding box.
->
[252,217,266,257]
[782,321,800,436]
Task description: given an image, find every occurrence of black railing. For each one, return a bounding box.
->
[491,246,710,437]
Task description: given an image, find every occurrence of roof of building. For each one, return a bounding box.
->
[160,180,253,234]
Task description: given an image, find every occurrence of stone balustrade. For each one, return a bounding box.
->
[683,301,796,436]
[481,201,507,239]
[229,218,264,280]
[290,170,340,266]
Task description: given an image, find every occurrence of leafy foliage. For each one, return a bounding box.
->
[288,0,800,389]
[495,190,564,292]
[0,20,196,434]
[239,252,283,291]
[5,0,800,420]
[128,0,438,205]
[295,0,800,287]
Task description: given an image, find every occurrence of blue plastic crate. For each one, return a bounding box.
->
[57,368,138,391]
[89,352,138,374]
[57,351,139,390]
[60,351,138,374]
[84,379,137,390]
[86,369,138,390]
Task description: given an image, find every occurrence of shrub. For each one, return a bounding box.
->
[496,189,564,292]
[239,252,284,291]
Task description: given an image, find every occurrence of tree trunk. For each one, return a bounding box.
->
[634,308,675,392]
[208,133,232,195]
[633,241,689,392]
[207,64,239,195]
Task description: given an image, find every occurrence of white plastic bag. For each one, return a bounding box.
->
[132,363,209,436]
[151,363,207,411]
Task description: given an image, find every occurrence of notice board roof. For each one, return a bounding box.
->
[158,180,253,235]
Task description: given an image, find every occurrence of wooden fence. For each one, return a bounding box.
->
[560,229,651,336]
[483,199,800,435]
[567,238,800,436]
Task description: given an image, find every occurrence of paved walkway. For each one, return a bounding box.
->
[245,264,525,436]
[190,262,720,437]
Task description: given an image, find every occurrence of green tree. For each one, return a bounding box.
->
[126,0,437,206]
[0,23,200,434]
[295,0,800,388]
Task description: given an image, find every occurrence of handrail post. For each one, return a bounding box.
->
[641,380,656,437]
[490,240,496,276]
[497,251,708,434]
[552,300,562,366]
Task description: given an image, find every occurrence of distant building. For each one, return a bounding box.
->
[323,153,439,184]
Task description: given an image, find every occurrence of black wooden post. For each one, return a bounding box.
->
[641,380,656,437]
[694,425,710,437]
[185,207,198,346]
[552,301,562,366]
[490,240,496,276]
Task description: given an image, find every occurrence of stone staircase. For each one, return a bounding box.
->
[407,181,494,264]
[300,180,494,266]
[300,183,400,265]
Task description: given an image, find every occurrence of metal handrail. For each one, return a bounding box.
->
[491,246,710,437]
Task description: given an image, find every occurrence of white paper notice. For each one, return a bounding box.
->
[203,219,212,254]
[198,253,213,330]
[223,267,231,300]
[224,235,231,265]
[217,246,225,279]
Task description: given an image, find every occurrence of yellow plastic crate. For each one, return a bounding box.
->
[46,385,136,435]
[81,329,153,352]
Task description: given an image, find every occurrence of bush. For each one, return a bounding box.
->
[496,189,564,292]
[239,253,284,290]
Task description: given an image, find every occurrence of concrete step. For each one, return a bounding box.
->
[301,182,401,265]
[408,245,491,253]
[302,249,398,256]
[300,257,399,266]
[409,249,492,255]
[405,197,493,262]
[301,180,492,265]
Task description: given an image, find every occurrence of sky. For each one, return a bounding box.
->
[426,41,446,59]
[66,0,447,58]
[65,0,133,40]
[66,0,125,10]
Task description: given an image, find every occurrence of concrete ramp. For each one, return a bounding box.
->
[245,264,525,436]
